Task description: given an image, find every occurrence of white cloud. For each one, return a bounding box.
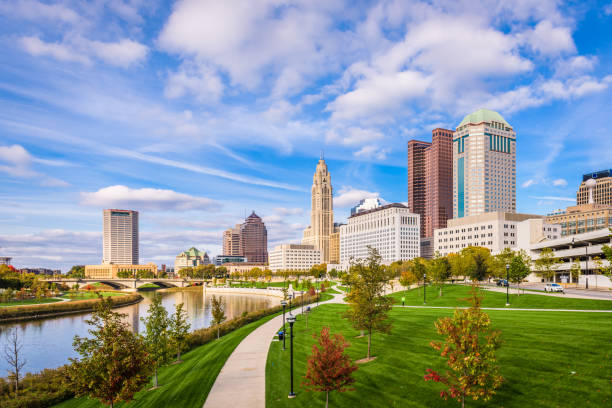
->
[334,186,380,208]
[521,179,537,188]
[554,56,597,78]
[80,185,220,211]
[552,178,568,187]
[0,0,81,24]
[274,207,304,216]
[20,36,91,64]
[326,126,385,147]
[89,39,148,67]
[604,3,612,15]
[0,144,68,186]
[521,20,575,56]
[353,145,390,160]
[529,195,576,202]
[164,63,224,102]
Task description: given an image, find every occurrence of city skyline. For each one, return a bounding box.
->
[1,1,612,270]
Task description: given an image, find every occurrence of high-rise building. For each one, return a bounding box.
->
[268,244,322,272]
[339,203,420,265]
[223,224,242,256]
[351,198,383,215]
[407,128,453,239]
[302,156,335,263]
[241,211,268,263]
[102,209,138,265]
[453,109,516,218]
[577,170,612,206]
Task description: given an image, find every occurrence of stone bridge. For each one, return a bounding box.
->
[42,278,208,290]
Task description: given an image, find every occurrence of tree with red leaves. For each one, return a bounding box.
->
[424,285,503,408]
[303,327,358,408]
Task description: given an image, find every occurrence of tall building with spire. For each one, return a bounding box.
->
[241,212,268,263]
[303,155,336,263]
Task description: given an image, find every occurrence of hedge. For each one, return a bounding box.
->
[0,293,142,322]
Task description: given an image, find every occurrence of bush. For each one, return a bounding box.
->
[0,294,142,321]
[0,366,73,408]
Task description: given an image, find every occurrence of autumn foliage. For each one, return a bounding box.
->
[424,285,503,408]
[303,327,358,408]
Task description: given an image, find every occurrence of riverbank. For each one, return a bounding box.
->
[0,293,142,322]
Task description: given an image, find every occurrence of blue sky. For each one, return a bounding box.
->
[0,0,611,271]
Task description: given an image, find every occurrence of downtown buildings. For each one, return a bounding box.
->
[268,244,322,272]
[221,211,268,264]
[174,247,211,272]
[102,209,139,265]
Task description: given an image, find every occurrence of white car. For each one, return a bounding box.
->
[544,283,564,293]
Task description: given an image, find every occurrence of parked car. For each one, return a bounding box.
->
[544,283,564,293]
[496,279,509,287]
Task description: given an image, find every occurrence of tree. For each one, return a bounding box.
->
[169,303,191,363]
[141,293,171,388]
[4,328,27,396]
[69,297,152,407]
[302,327,358,408]
[399,269,418,291]
[66,265,85,278]
[447,252,471,282]
[428,255,451,297]
[508,254,531,295]
[486,248,515,279]
[344,247,393,360]
[210,295,226,339]
[424,286,503,408]
[570,258,581,284]
[534,247,558,282]
[464,247,491,282]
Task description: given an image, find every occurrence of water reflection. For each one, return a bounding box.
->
[0,289,272,375]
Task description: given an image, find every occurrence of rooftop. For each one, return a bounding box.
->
[458,109,510,128]
[348,203,408,218]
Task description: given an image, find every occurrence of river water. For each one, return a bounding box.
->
[0,288,274,375]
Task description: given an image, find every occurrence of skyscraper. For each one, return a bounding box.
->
[407,128,453,238]
[240,212,268,263]
[302,156,335,263]
[453,109,516,218]
[222,224,242,256]
[102,209,138,265]
[577,169,612,206]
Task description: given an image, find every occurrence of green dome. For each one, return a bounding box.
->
[458,109,509,128]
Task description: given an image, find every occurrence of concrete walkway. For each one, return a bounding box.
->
[203,290,345,408]
[394,305,612,312]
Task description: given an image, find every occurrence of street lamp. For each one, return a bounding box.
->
[280,300,287,351]
[301,291,304,315]
[505,264,510,306]
[287,314,297,399]
[288,294,293,314]
[423,273,427,305]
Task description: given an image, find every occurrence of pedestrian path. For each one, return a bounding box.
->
[203,290,345,408]
[394,305,612,313]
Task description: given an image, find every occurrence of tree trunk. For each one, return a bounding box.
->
[367,327,372,359]
[154,366,158,388]
[110,400,114,408]
[439,286,442,297]
[177,348,181,362]
[461,392,465,408]
[326,390,329,408]
[217,327,220,339]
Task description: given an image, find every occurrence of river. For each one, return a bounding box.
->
[0,288,274,375]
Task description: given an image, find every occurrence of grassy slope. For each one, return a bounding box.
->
[54,312,280,408]
[0,298,62,306]
[390,284,612,310]
[266,304,612,408]
[59,291,124,300]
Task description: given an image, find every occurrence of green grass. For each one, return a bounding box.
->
[230,280,337,291]
[137,283,161,289]
[0,298,62,306]
[266,303,612,408]
[59,291,125,300]
[390,284,612,310]
[54,312,281,408]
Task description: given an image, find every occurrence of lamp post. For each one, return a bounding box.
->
[288,294,293,314]
[423,273,427,305]
[280,300,287,351]
[505,263,510,306]
[301,291,304,315]
[287,314,296,399]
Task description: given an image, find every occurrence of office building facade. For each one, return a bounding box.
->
[453,109,516,218]
[223,225,242,256]
[339,203,420,265]
[268,244,322,272]
[102,209,139,265]
[407,128,453,239]
[546,203,612,236]
[577,170,612,206]
[241,212,268,263]
[174,247,210,272]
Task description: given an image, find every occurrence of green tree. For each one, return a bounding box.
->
[344,247,393,360]
[570,258,581,284]
[66,265,85,278]
[302,327,358,408]
[447,252,470,282]
[486,248,515,279]
[534,247,558,282]
[168,303,190,363]
[141,294,171,388]
[399,269,418,291]
[69,297,152,407]
[508,254,531,295]
[210,295,226,339]
[116,269,133,278]
[464,247,491,282]
[424,286,503,408]
[428,255,451,297]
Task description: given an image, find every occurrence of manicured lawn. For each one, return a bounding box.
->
[266,303,612,408]
[0,297,63,306]
[54,312,281,408]
[137,283,161,289]
[59,291,125,300]
[230,281,337,291]
[390,284,612,310]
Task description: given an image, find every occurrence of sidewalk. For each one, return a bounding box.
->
[203,290,345,408]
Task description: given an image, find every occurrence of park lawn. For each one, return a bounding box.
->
[137,283,161,289]
[59,291,125,300]
[390,284,612,310]
[54,311,281,408]
[266,304,612,408]
[0,298,63,306]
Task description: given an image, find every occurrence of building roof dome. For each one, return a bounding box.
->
[458,109,509,128]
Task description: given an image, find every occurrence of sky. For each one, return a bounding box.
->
[0,0,611,271]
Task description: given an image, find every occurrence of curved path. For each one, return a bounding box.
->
[203,290,345,408]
